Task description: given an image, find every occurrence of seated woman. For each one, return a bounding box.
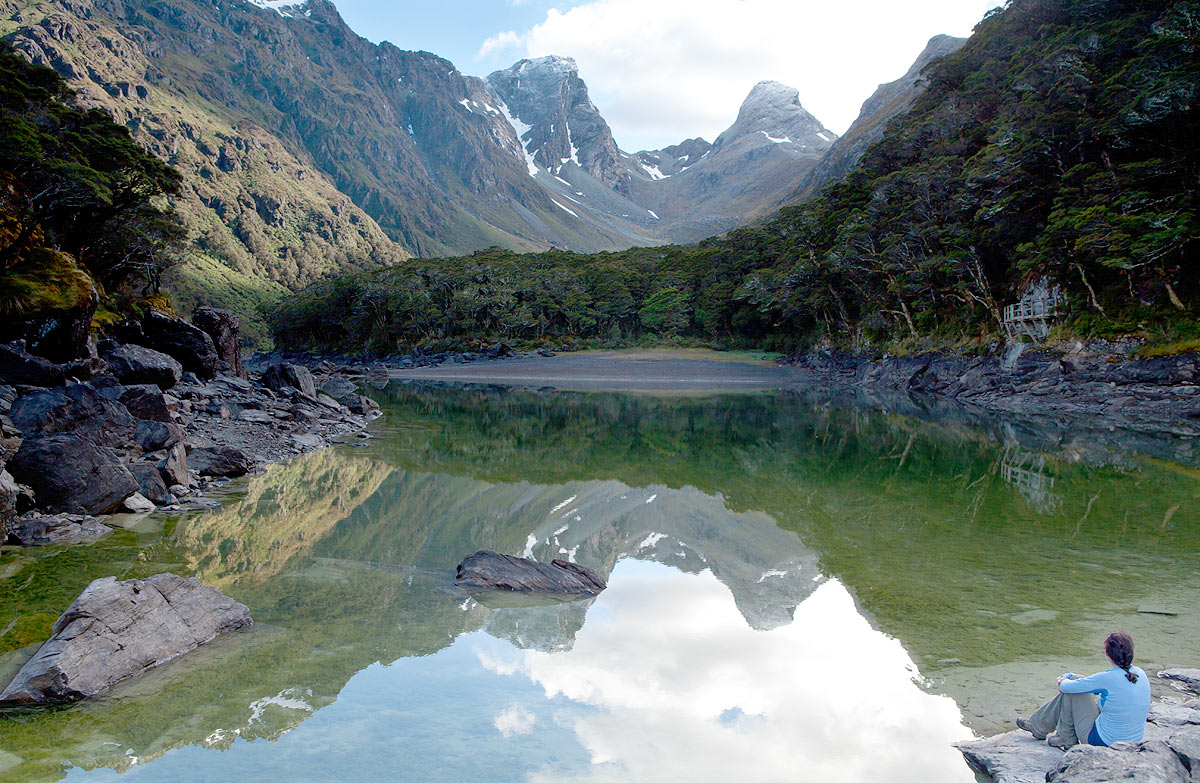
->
[1017,630,1151,748]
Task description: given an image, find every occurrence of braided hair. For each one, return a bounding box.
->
[1105,631,1138,684]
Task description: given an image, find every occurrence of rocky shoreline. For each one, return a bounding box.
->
[780,342,1200,438]
[957,667,1200,783]
[0,308,381,548]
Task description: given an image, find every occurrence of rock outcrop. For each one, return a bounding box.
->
[792,34,966,202]
[958,670,1200,783]
[0,573,251,706]
[104,344,183,389]
[9,434,138,515]
[187,445,253,478]
[128,309,221,380]
[456,550,606,595]
[192,307,245,378]
[1046,741,1190,782]
[262,362,317,399]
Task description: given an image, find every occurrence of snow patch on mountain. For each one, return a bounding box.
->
[497,99,539,178]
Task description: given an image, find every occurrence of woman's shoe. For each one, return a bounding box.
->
[1016,717,1045,740]
[1045,733,1075,749]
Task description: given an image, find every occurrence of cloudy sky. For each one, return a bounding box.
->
[334,0,1003,152]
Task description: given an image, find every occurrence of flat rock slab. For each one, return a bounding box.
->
[456,550,606,595]
[1161,669,1200,695]
[0,573,251,706]
[1047,741,1189,783]
[955,730,1065,783]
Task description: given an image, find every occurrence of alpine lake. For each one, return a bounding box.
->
[1,374,1198,783]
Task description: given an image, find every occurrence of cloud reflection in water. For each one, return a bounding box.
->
[481,558,975,783]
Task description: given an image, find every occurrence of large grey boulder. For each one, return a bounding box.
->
[192,307,244,379]
[130,309,221,381]
[319,377,358,399]
[157,442,189,488]
[129,463,170,504]
[133,419,185,452]
[9,384,135,450]
[0,341,67,387]
[188,445,252,477]
[9,434,137,515]
[1166,726,1200,775]
[0,573,251,706]
[456,550,606,595]
[105,344,182,390]
[955,730,1065,783]
[1161,669,1200,695]
[262,363,316,400]
[100,384,171,422]
[1046,741,1189,783]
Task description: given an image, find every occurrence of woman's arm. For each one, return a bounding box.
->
[1058,671,1106,694]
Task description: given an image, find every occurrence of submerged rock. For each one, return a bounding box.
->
[0,573,251,706]
[455,550,606,595]
[6,513,112,546]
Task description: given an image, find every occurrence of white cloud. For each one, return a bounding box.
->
[492,704,538,736]
[477,29,526,60]
[480,0,1002,152]
[478,561,974,783]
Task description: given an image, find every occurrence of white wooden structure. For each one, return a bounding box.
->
[1003,279,1064,340]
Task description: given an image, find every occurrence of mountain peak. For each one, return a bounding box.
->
[516,55,579,75]
[712,80,834,153]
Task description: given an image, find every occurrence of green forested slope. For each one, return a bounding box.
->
[273,0,1199,354]
[0,45,182,354]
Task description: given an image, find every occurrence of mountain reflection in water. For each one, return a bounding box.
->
[0,382,1196,783]
[64,561,972,783]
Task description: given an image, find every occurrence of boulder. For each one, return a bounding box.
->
[1046,741,1189,783]
[9,434,138,515]
[129,464,169,504]
[105,344,182,389]
[134,309,221,380]
[0,573,251,706]
[6,513,112,546]
[0,280,99,363]
[121,492,156,513]
[0,466,19,540]
[319,377,358,399]
[1165,726,1200,774]
[191,307,244,378]
[0,414,20,461]
[0,341,67,387]
[236,409,274,424]
[133,419,185,452]
[100,384,171,422]
[188,445,252,477]
[1161,669,1200,695]
[262,363,316,400]
[157,443,188,487]
[955,730,1066,783]
[455,550,606,595]
[9,384,135,450]
[340,394,379,416]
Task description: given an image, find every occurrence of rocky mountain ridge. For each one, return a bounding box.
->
[2,0,966,333]
[790,34,967,202]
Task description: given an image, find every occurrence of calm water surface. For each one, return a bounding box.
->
[1,383,1197,782]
